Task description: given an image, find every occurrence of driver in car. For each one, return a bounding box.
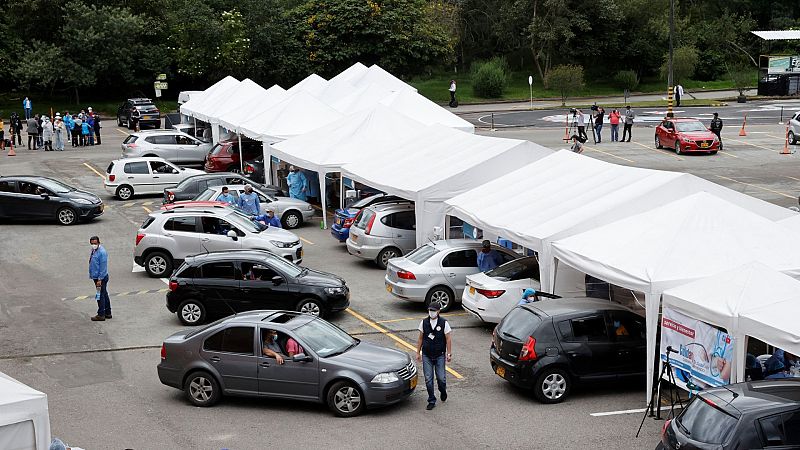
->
[262,330,305,365]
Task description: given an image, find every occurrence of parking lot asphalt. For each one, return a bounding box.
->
[4,115,794,449]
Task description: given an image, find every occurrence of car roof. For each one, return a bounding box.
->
[525,297,633,317]
[185,249,280,265]
[0,175,61,183]
[151,207,233,218]
[429,239,513,251]
[701,379,800,415]
[130,129,189,137]
[111,156,168,163]
[215,310,317,329]
[666,118,703,122]
[367,202,415,213]
[129,98,155,104]
[184,172,246,181]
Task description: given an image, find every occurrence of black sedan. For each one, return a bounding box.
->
[0,176,104,225]
[166,250,350,325]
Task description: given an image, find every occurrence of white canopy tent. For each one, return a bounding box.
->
[740,300,800,375]
[329,83,394,114]
[271,104,427,227]
[286,73,329,96]
[315,78,361,107]
[328,62,369,85]
[662,262,800,383]
[348,64,417,93]
[550,192,800,399]
[179,76,240,143]
[239,90,343,144]
[217,84,286,134]
[380,89,475,133]
[779,213,800,233]
[341,125,552,244]
[0,372,50,450]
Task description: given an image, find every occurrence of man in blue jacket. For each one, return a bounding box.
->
[254,208,281,228]
[477,240,502,272]
[237,184,260,216]
[286,165,308,201]
[88,236,111,321]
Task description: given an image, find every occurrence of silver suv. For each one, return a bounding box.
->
[346,202,415,269]
[384,240,519,312]
[134,207,303,277]
[789,111,800,145]
[122,130,213,166]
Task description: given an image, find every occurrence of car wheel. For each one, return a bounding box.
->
[654,135,662,149]
[56,207,77,226]
[533,367,570,404]
[790,130,797,145]
[297,298,324,317]
[674,142,682,155]
[281,210,302,229]
[178,299,206,325]
[426,286,455,312]
[116,184,134,200]
[184,371,221,407]
[327,380,365,417]
[145,251,173,278]
[376,247,401,270]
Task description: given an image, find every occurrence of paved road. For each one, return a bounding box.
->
[0,126,665,449]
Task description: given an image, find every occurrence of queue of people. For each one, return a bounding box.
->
[3,107,101,151]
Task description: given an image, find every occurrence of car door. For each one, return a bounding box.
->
[15,181,53,218]
[175,134,204,164]
[440,249,479,298]
[152,134,179,161]
[238,260,293,311]
[556,314,616,379]
[163,216,202,258]
[197,261,243,313]
[122,161,155,194]
[198,216,242,252]
[607,311,647,377]
[257,327,320,400]
[148,160,182,190]
[199,325,258,395]
[388,210,417,254]
[0,180,17,217]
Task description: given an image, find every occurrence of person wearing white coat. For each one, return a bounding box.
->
[41,116,54,151]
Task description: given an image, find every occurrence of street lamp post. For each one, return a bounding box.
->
[666,0,675,118]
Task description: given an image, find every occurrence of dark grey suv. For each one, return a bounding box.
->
[158,311,417,417]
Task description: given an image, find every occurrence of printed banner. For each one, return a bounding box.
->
[660,307,735,390]
[768,56,800,74]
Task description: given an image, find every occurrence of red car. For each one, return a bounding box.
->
[204,138,263,173]
[655,118,720,154]
[160,200,230,211]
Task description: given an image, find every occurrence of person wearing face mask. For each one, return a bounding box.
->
[253,208,282,228]
[286,165,308,201]
[517,288,538,305]
[237,184,260,216]
[477,240,502,272]
[416,302,452,410]
[88,236,111,321]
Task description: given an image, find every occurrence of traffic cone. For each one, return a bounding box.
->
[738,115,748,136]
[7,139,16,156]
[563,114,570,141]
[781,125,793,155]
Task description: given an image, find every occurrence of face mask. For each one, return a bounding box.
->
[428,311,438,319]
[91,244,99,250]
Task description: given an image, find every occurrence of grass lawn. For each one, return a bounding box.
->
[410,71,744,104]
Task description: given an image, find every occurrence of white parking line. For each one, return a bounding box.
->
[590,404,684,417]
[160,278,169,285]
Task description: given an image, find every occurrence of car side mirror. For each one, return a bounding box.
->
[227,230,238,240]
[271,275,283,285]
[40,193,49,199]
[292,354,312,363]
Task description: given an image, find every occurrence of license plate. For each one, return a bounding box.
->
[385,283,392,293]
[700,142,709,148]
[469,286,475,295]
[410,376,417,389]
[496,366,506,378]
[335,218,342,225]
[143,115,155,120]
[351,235,358,242]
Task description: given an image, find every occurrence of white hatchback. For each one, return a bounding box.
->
[461,256,541,323]
[105,157,204,200]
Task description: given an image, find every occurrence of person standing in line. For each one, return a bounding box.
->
[286,165,308,201]
[622,106,634,142]
[36,114,43,148]
[81,118,91,147]
[63,111,73,142]
[93,114,101,145]
[85,114,95,145]
[26,114,39,149]
[217,186,236,205]
[41,115,53,151]
[448,80,457,108]
[608,108,621,142]
[710,112,723,149]
[576,109,588,142]
[89,236,111,321]
[593,107,605,143]
[0,115,5,151]
[23,97,31,119]
[72,115,82,147]
[237,184,261,216]
[11,113,23,146]
[54,114,65,151]
[416,302,452,411]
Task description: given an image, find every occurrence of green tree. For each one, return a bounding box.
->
[472,57,508,98]
[545,64,584,106]
[527,0,589,84]
[729,67,754,96]
[614,70,639,90]
[660,46,699,84]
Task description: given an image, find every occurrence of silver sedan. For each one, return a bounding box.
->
[196,184,315,229]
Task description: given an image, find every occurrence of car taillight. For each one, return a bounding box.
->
[168,280,178,291]
[109,174,116,182]
[397,270,416,280]
[244,164,254,174]
[661,419,671,439]
[167,192,175,203]
[126,143,137,148]
[160,343,166,360]
[518,336,537,361]
[364,214,376,235]
[476,288,506,299]
[135,233,145,245]
[343,217,355,228]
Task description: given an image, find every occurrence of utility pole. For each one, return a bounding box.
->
[666,0,675,118]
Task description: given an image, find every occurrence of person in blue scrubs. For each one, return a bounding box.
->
[286,165,308,201]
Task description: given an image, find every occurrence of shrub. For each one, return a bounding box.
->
[545,64,585,106]
[471,57,508,98]
[614,70,639,92]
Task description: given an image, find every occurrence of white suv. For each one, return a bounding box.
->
[121,130,212,166]
[788,111,800,145]
[105,157,204,200]
[134,207,303,277]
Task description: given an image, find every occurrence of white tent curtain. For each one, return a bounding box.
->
[0,372,50,450]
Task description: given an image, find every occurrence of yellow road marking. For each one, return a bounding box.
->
[138,290,150,295]
[726,138,774,152]
[632,141,683,161]
[716,175,795,199]
[376,312,468,324]
[75,295,89,300]
[142,201,154,206]
[115,128,129,136]
[581,144,635,163]
[123,202,137,208]
[82,162,106,179]
[345,308,464,380]
[142,206,152,213]
[785,175,800,182]
[300,237,315,245]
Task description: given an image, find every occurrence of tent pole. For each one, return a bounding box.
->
[339,174,344,209]
[552,259,559,295]
[320,172,327,229]
[238,134,243,173]
[444,215,451,239]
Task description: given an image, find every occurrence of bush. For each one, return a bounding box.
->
[614,70,639,92]
[471,57,508,98]
[545,64,585,106]
[660,46,699,84]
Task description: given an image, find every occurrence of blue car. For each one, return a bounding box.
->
[331,194,406,242]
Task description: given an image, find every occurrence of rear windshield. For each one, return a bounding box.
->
[486,256,540,281]
[141,216,155,229]
[405,244,440,264]
[677,397,738,444]
[123,135,138,144]
[106,162,114,174]
[209,143,229,156]
[354,208,376,229]
[498,307,543,341]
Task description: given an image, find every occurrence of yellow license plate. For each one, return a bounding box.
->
[410,377,417,389]
[496,366,506,378]
[351,235,358,242]
[700,142,709,148]
[385,284,392,293]
[469,286,475,295]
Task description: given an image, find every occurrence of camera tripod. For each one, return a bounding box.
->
[636,346,685,438]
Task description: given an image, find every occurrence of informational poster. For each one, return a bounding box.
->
[768,56,800,74]
[660,307,735,390]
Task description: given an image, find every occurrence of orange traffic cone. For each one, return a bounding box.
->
[563,114,570,140]
[7,141,16,156]
[739,115,748,136]
[781,125,793,155]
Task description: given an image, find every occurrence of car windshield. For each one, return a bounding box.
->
[293,319,357,358]
[675,121,707,132]
[225,212,261,234]
[228,208,268,231]
[37,179,75,193]
[405,244,440,264]
[209,143,227,156]
[486,256,540,281]
[676,397,738,444]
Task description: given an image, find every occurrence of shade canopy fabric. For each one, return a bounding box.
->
[329,83,394,114]
[662,262,800,382]
[202,79,269,126]
[216,83,285,132]
[179,76,240,122]
[328,62,370,85]
[0,372,50,450]
[349,64,417,93]
[380,89,475,133]
[286,73,328,96]
[341,125,552,244]
[740,299,800,370]
[779,213,800,233]
[239,90,343,143]
[751,30,800,40]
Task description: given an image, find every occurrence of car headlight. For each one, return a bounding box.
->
[73,198,92,205]
[324,286,346,295]
[270,240,292,248]
[371,372,399,383]
[306,205,314,211]
[682,136,693,143]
